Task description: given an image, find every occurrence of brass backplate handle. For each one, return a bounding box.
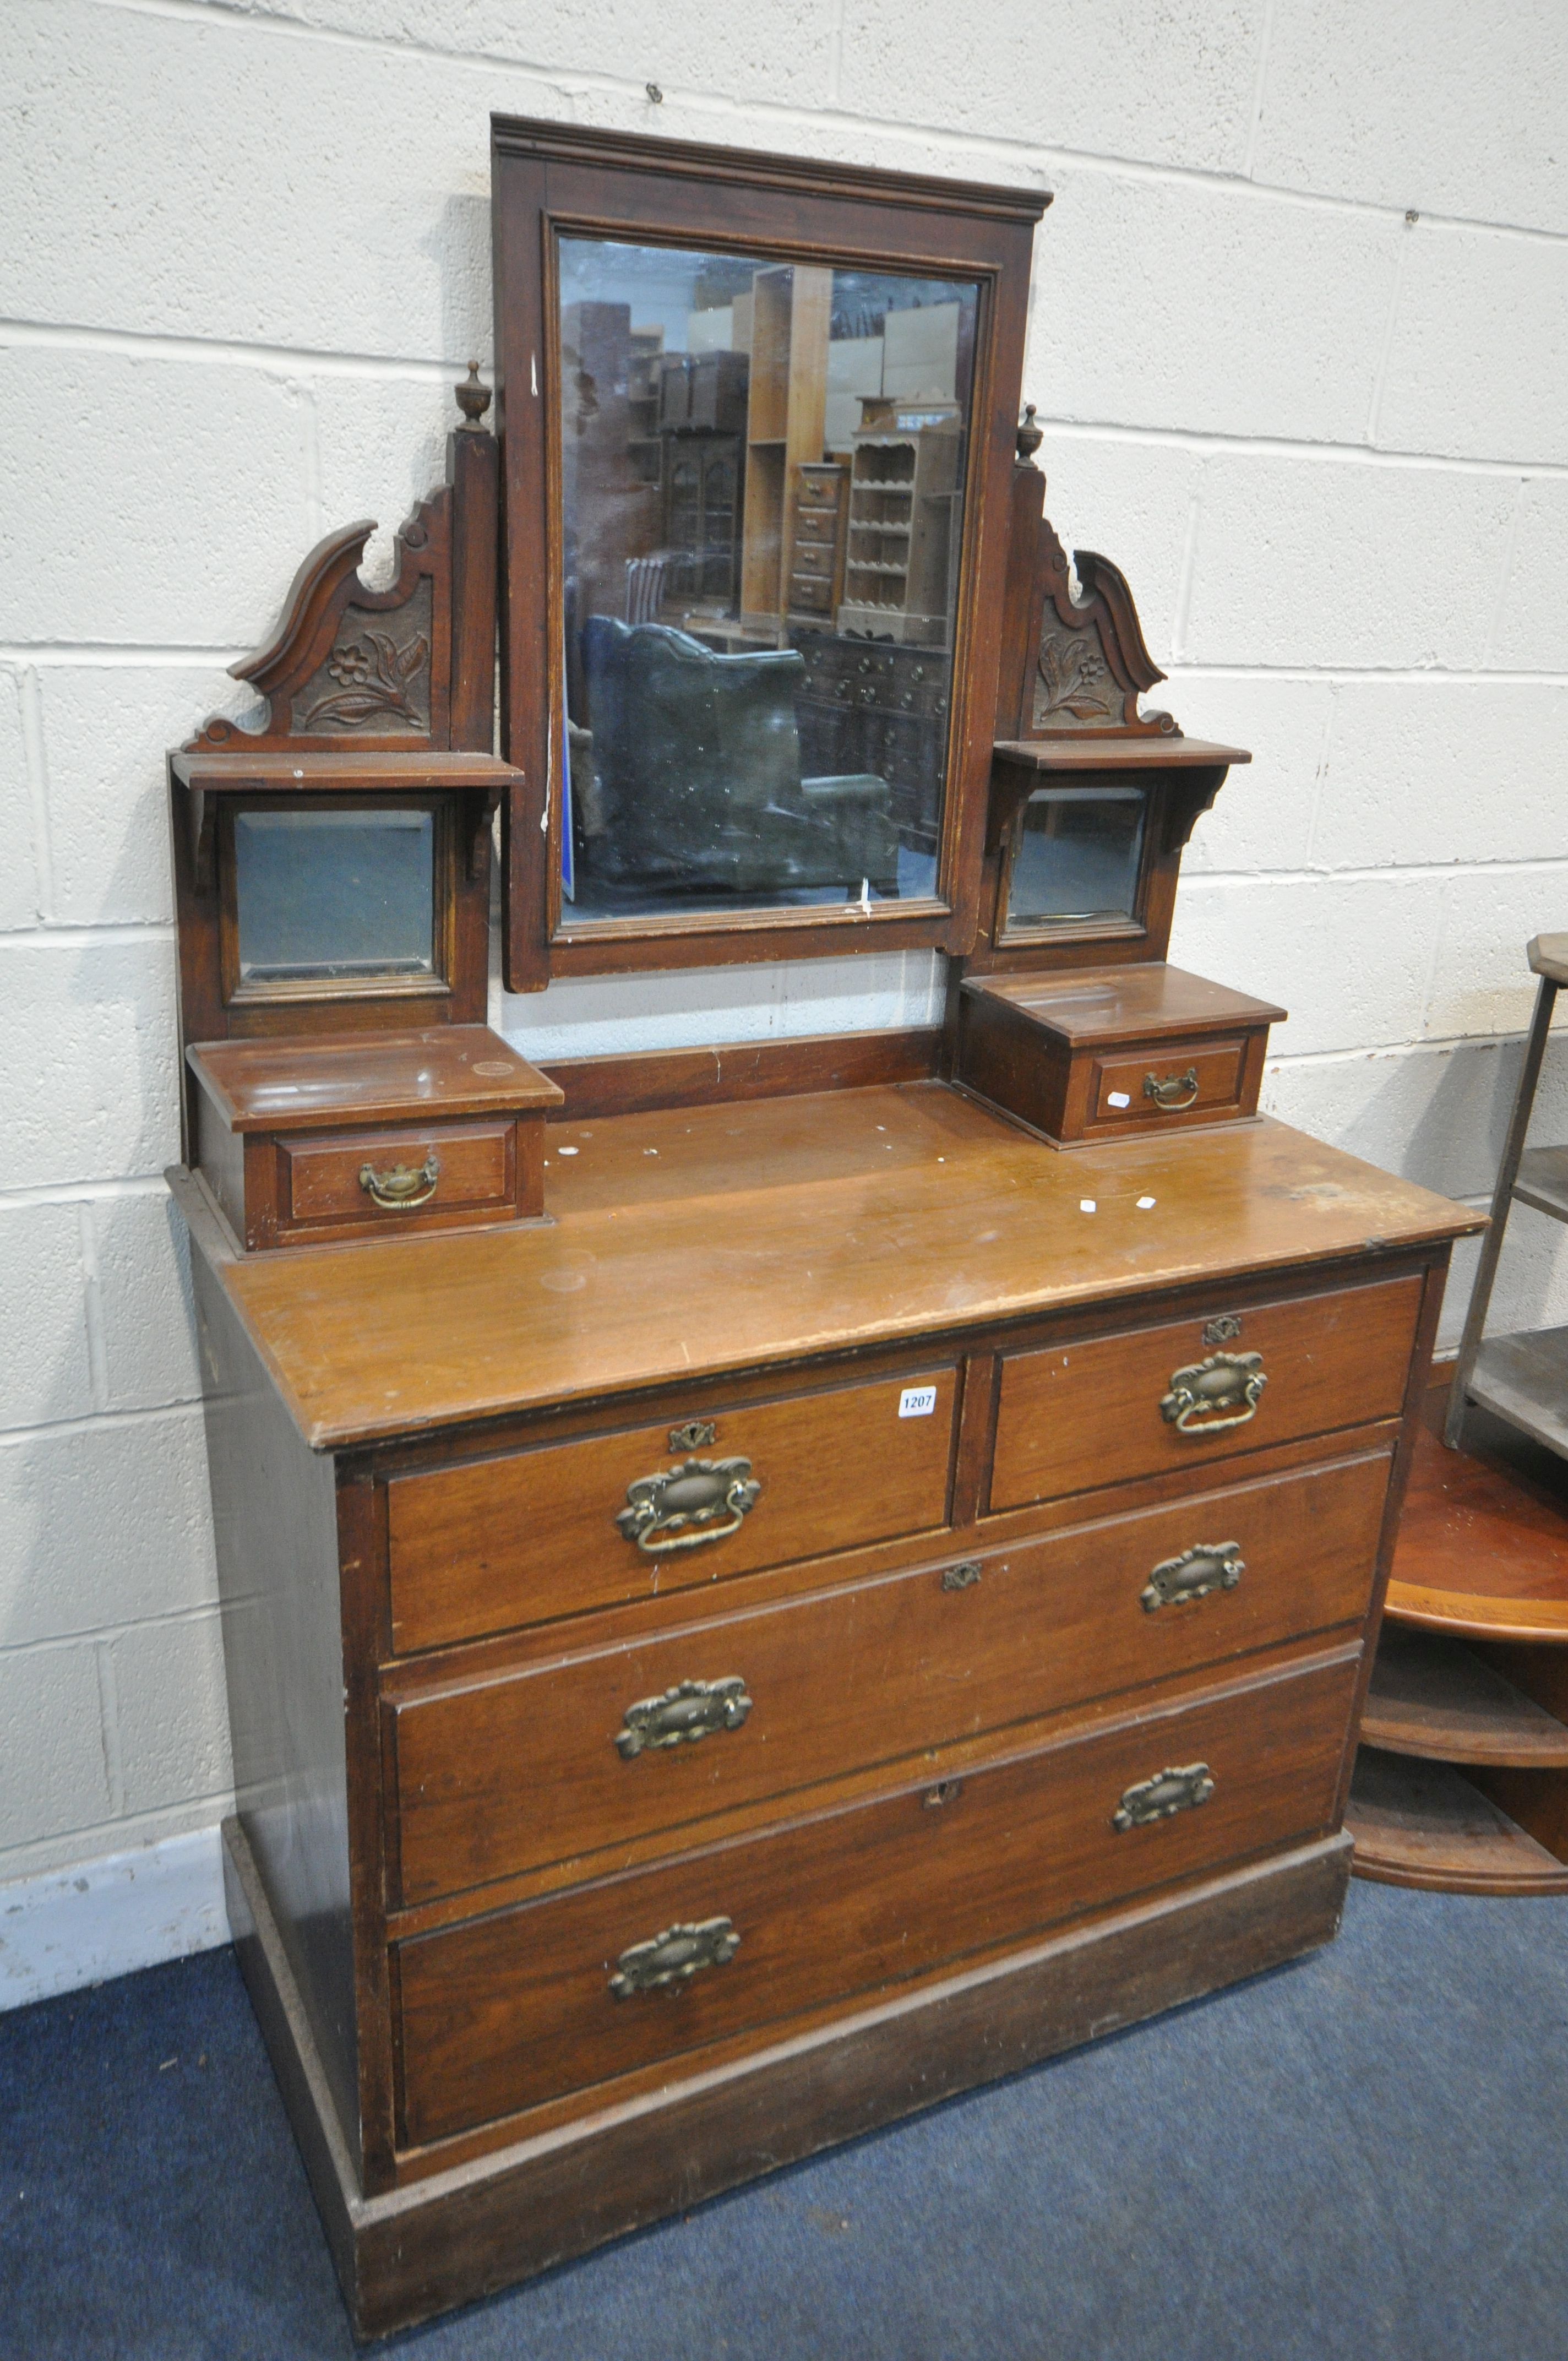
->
[1141,1542,1245,1613]
[1113,1762,1215,1831]
[616,1457,760,1555]
[609,1916,739,1998]
[1160,1351,1266,1435]
[358,1150,440,1209]
[1144,1066,1200,1111]
[940,1562,983,1592]
[616,1676,753,1759]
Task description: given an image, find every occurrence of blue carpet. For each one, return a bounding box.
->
[2,1879,1566,2359]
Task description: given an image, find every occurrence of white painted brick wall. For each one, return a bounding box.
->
[2,0,1565,1970]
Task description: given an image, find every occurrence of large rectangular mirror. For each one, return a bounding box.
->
[492,118,1046,986]
[557,238,979,923]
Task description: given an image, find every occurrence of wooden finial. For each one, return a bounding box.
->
[456,361,492,431]
[1016,402,1043,462]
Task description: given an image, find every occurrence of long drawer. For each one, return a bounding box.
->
[394,1646,1360,2147]
[386,1365,960,1653]
[990,1275,1422,1513]
[388,1449,1392,1905]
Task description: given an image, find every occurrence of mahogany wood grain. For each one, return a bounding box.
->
[990,1274,1423,1513]
[386,1365,960,1653]
[1346,1745,1568,1894]
[447,426,499,754]
[225,1808,1350,2337]
[1086,1037,1247,1130]
[372,1421,1398,1702]
[963,965,1286,1043]
[188,1030,560,1249]
[188,1026,560,1130]
[1359,1623,1568,1767]
[215,1088,1477,1451]
[172,752,522,793]
[1469,1764,1568,1866]
[491,118,1043,987]
[190,1250,364,2168]
[387,1450,1390,1906]
[1385,1379,1568,1639]
[394,1645,1359,2146]
[282,1122,513,1225]
[955,965,1278,1145]
[538,1027,942,1119]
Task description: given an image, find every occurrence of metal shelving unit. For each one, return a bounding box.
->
[1447,931,1568,1455]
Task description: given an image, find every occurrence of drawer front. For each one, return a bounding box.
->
[992,1276,1422,1513]
[279,1121,514,1228]
[797,472,843,511]
[793,510,840,548]
[387,1368,960,1653]
[789,574,834,612]
[395,1648,1359,2145]
[1088,1037,1248,1133]
[389,1451,1391,1905]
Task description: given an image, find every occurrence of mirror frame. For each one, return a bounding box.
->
[489,115,1047,991]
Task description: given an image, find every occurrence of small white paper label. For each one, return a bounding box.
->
[1137,1195,1157,1210]
[899,1385,938,1419]
[1106,1091,1131,1109]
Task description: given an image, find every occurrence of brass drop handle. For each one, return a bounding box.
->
[358,1150,440,1209]
[1160,1351,1267,1435]
[1141,1542,1244,1613]
[1113,1762,1214,1831]
[616,1677,752,1759]
[1144,1067,1200,1111]
[616,1457,761,1555]
[609,1916,739,1998]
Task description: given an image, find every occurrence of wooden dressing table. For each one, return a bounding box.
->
[166,120,1479,2335]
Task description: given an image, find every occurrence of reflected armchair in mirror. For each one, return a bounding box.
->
[574,616,896,909]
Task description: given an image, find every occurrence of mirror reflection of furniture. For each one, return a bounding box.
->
[786,460,848,626]
[838,398,963,647]
[740,263,832,637]
[579,616,896,896]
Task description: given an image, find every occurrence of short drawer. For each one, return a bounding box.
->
[280,1120,514,1228]
[388,1449,1390,1905]
[386,1367,961,1653]
[991,1276,1422,1513]
[1087,1037,1247,1133]
[394,1646,1359,2145]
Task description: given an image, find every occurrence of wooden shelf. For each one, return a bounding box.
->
[1465,1327,1568,1463]
[1512,1144,1568,1223]
[1385,1379,1568,1641]
[1346,1746,1568,1895]
[1360,1624,1568,1767]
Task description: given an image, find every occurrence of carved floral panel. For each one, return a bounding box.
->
[293,581,433,735]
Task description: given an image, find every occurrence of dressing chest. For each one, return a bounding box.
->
[167,119,1479,2335]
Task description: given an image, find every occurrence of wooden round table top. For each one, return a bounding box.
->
[1386,1390,1568,1642]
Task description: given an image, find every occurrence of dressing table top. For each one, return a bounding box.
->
[184,1082,1478,1453]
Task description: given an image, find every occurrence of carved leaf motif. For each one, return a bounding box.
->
[1037,629,1114,722]
[297,627,429,731]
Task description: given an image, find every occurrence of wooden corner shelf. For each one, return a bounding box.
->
[1346,1746,1568,1895]
[1359,1624,1568,1767]
[1351,1372,1568,1892]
